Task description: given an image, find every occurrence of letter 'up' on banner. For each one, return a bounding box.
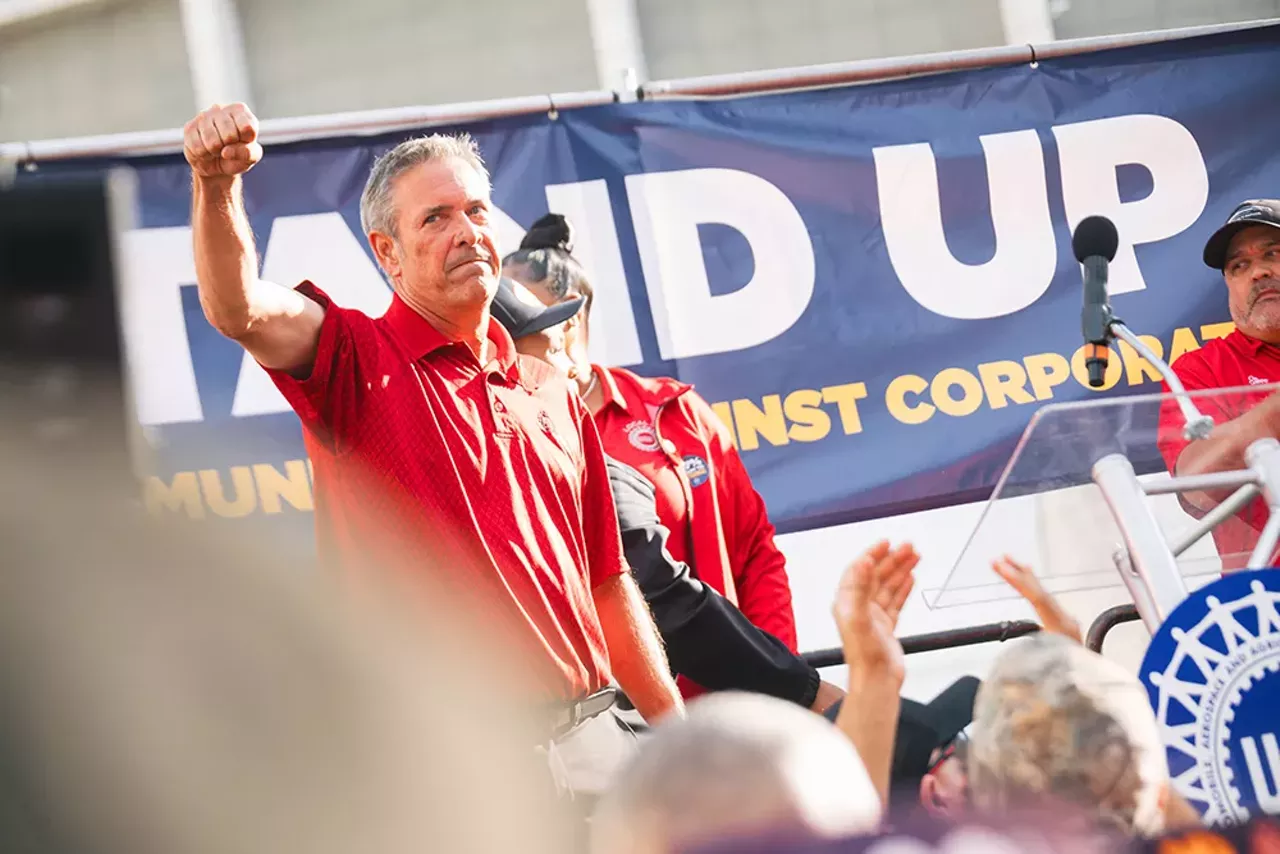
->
[873,130,1057,320]
[1055,114,1209,297]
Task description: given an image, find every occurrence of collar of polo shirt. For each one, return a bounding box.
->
[593,364,629,413]
[1240,332,1280,358]
[383,294,524,386]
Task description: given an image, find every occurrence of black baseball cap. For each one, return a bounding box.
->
[821,676,979,799]
[490,277,583,340]
[1203,199,1280,270]
[891,677,979,791]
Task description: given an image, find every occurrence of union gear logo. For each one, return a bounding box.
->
[1141,570,1280,825]
[624,420,661,453]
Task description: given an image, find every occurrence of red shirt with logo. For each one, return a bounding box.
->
[1158,329,1280,569]
[591,366,798,691]
[267,283,625,700]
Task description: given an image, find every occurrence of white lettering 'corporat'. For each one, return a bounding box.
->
[230,213,392,417]
[874,130,1057,320]
[120,226,203,426]
[626,168,815,360]
[544,180,643,367]
[1055,115,1209,296]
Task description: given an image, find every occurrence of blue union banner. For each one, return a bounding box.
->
[32,24,1280,544]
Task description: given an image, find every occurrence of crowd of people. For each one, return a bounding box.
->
[7,101,1277,852]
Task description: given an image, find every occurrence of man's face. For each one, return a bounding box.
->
[513,321,579,382]
[371,158,500,317]
[1224,224,1280,342]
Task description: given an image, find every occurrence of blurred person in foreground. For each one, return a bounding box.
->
[967,631,1172,838]
[0,430,567,854]
[894,556,1199,835]
[590,541,920,854]
[183,103,681,795]
[896,556,1088,823]
[590,693,879,854]
[504,214,810,703]
[1157,199,1280,568]
[493,278,838,710]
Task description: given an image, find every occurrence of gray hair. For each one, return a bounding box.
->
[358,134,491,238]
[591,693,880,854]
[968,632,1169,837]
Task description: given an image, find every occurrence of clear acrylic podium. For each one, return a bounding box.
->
[928,383,1280,631]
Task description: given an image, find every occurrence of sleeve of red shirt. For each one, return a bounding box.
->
[1157,350,1218,478]
[687,393,799,652]
[1158,349,1271,533]
[574,394,629,589]
[262,281,370,452]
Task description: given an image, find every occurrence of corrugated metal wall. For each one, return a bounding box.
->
[0,0,1273,142]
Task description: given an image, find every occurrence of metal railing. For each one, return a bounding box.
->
[2,19,1277,163]
[640,18,1280,100]
[0,90,618,163]
[1085,604,1142,653]
[801,619,1042,669]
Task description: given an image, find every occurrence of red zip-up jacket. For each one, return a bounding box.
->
[591,365,798,690]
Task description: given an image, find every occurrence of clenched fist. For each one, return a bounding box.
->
[184,103,262,179]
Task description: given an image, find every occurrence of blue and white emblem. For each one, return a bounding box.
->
[1140,569,1280,825]
[682,455,710,487]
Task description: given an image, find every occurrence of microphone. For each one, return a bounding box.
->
[1073,216,1120,388]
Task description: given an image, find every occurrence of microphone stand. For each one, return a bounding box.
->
[1085,315,1280,630]
[1104,318,1215,441]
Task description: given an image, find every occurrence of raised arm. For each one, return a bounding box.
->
[185,103,324,375]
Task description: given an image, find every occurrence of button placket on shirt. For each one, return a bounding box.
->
[487,373,519,434]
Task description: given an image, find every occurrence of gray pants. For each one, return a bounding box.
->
[541,709,640,801]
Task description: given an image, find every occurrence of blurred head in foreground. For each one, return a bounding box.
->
[0,433,565,854]
[967,632,1169,838]
[591,692,880,854]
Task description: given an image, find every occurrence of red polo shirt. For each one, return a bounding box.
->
[267,282,625,700]
[590,366,797,672]
[1158,329,1280,569]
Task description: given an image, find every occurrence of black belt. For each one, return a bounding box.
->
[547,687,618,741]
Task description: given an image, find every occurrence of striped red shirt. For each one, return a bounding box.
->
[267,282,625,699]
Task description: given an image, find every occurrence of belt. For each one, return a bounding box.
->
[547,686,618,742]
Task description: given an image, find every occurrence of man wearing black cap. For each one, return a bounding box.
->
[492,276,836,710]
[1157,199,1280,567]
[821,676,977,815]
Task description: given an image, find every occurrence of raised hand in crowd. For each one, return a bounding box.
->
[183,102,263,179]
[991,555,1083,644]
[834,541,918,683]
[990,555,1201,831]
[832,540,919,803]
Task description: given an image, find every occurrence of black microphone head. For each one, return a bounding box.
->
[1072,215,1119,263]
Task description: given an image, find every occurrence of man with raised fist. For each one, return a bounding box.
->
[183,103,682,797]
